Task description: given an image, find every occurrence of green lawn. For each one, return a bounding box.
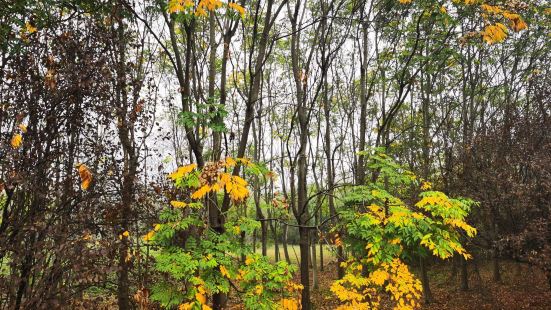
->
[255,244,336,265]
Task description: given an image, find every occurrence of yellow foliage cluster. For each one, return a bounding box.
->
[167,0,245,18]
[219,265,230,278]
[170,200,188,208]
[244,256,255,266]
[481,23,508,44]
[383,259,422,309]
[331,259,421,310]
[444,218,477,237]
[280,298,301,310]
[224,174,249,202]
[281,281,303,309]
[402,0,528,45]
[228,2,246,17]
[179,285,212,310]
[196,0,223,17]
[415,192,453,209]
[168,158,253,203]
[420,181,432,190]
[331,273,374,308]
[503,12,528,32]
[169,163,197,180]
[168,0,194,14]
[188,173,249,202]
[479,3,527,44]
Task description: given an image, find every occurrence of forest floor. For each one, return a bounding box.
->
[306,259,551,309]
[86,253,551,309]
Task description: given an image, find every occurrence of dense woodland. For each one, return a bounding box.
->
[0,0,550,309]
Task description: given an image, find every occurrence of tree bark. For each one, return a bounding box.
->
[460,257,469,291]
[420,257,432,304]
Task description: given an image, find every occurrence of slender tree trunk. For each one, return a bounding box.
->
[449,255,458,282]
[356,20,369,185]
[274,224,280,262]
[115,9,136,308]
[283,224,291,264]
[299,226,311,310]
[460,257,469,291]
[311,230,318,290]
[319,206,324,272]
[419,257,432,303]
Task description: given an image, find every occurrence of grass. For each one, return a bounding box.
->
[255,243,336,265]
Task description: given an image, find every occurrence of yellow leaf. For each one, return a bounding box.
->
[281,298,300,310]
[481,23,508,44]
[191,184,211,199]
[18,124,27,133]
[232,225,241,235]
[142,230,155,242]
[169,163,197,180]
[254,285,263,295]
[225,157,237,167]
[168,0,185,13]
[219,265,230,278]
[228,2,246,17]
[11,134,22,149]
[196,292,206,304]
[197,285,206,295]
[77,164,93,190]
[420,181,432,190]
[25,22,37,34]
[503,12,527,32]
[179,303,193,310]
[480,4,502,15]
[195,7,207,16]
[171,200,188,208]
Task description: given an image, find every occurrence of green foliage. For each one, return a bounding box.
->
[332,149,477,309]
[178,101,228,133]
[239,255,300,310]
[144,159,301,309]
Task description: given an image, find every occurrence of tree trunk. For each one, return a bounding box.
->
[318,208,324,272]
[274,225,280,262]
[299,227,311,310]
[460,257,469,291]
[283,224,291,264]
[311,231,318,290]
[449,255,458,282]
[420,257,433,303]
